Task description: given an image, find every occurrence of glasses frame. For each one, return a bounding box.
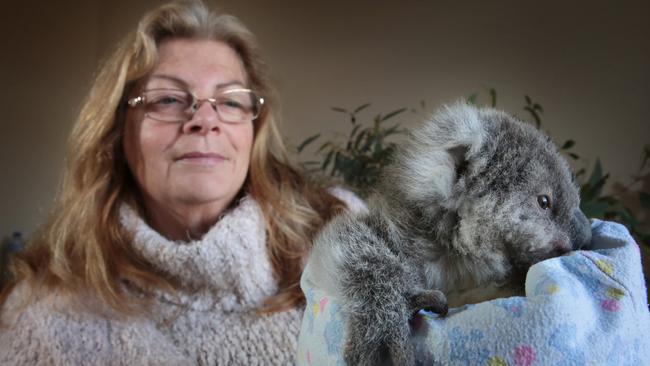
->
[127,87,265,123]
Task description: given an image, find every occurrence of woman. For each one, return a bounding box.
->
[0,1,364,364]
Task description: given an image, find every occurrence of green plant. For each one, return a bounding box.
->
[579,149,650,246]
[296,103,408,197]
[295,91,649,247]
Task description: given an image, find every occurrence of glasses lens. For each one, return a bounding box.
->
[143,89,192,122]
[216,90,261,123]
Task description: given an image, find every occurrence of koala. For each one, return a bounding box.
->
[307,102,592,366]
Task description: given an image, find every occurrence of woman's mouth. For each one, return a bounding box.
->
[175,152,228,166]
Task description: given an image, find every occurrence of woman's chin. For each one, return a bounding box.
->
[170,173,244,204]
[173,190,232,206]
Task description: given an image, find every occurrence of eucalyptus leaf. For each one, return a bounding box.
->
[353,103,371,114]
[617,207,640,227]
[580,200,610,219]
[332,151,343,176]
[640,192,650,209]
[374,140,383,154]
[384,125,402,136]
[641,144,650,169]
[349,124,362,140]
[322,150,334,171]
[354,130,367,150]
[561,140,575,149]
[297,133,320,153]
[316,141,333,154]
[641,234,650,246]
[380,108,407,122]
[489,88,497,107]
[361,134,374,152]
[331,107,348,114]
[580,173,609,203]
[587,159,604,188]
[524,106,541,129]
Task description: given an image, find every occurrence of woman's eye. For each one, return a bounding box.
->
[537,194,551,210]
[221,99,245,110]
[155,96,183,105]
[145,90,190,109]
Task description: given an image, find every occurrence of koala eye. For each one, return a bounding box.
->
[537,195,551,210]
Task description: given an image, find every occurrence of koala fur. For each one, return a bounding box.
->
[307,102,592,366]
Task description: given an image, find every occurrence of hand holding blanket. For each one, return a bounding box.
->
[297,220,650,365]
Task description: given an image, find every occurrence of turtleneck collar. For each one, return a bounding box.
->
[119,196,278,311]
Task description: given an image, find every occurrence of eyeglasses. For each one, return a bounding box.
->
[127,88,264,124]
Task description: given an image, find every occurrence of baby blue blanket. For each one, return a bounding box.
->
[297,220,650,365]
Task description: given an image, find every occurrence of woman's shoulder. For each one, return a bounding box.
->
[0,282,184,365]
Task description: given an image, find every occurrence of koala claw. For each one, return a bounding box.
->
[409,289,448,316]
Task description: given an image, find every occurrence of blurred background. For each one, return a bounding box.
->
[1,0,648,238]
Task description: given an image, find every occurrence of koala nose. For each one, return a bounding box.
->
[570,209,592,250]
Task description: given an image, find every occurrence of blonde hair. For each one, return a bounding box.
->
[1,0,344,314]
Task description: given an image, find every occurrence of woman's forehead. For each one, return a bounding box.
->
[145,74,246,91]
[149,38,248,89]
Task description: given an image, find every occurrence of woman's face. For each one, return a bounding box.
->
[123,38,254,217]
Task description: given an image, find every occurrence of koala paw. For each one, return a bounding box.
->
[409,289,448,317]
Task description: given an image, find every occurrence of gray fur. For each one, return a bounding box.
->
[307,102,592,365]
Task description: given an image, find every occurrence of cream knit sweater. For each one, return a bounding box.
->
[0,191,364,365]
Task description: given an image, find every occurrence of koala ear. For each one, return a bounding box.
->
[384,102,486,208]
[447,145,470,181]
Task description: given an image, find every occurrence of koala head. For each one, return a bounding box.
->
[381,102,591,279]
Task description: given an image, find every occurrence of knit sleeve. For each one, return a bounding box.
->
[0,285,188,366]
[0,297,54,365]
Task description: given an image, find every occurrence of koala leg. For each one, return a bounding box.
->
[342,289,447,365]
[333,214,430,365]
[344,313,390,366]
[385,325,416,366]
[344,307,414,366]
[340,254,421,365]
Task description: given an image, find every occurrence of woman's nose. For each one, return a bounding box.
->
[181,100,220,135]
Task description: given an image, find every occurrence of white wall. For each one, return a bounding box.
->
[1,0,648,237]
[0,0,100,237]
